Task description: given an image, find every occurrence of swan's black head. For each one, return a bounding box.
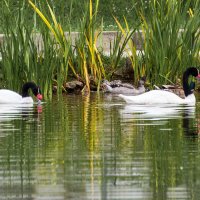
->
[22,82,43,100]
[187,67,199,77]
[183,67,199,97]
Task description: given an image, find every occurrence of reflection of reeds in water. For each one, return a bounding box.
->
[1,95,200,199]
[82,94,98,197]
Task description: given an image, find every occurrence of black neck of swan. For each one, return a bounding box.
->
[22,82,39,98]
[182,67,198,97]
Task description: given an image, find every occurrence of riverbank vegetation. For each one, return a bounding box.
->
[0,0,200,97]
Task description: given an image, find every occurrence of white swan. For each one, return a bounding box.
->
[0,82,43,104]
[119,67,200,105]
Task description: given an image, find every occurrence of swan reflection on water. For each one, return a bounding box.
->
[119,104,200,135]
[0,103,42,122]
[0,103,43,137]
[120,104,195,121]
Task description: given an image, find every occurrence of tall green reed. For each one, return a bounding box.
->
[112,16,141,83]
[29,0,106,93]
[0,0,40,92]
[0,0,61,98]
[0,25,60,98]
[29,0,75,95]
[136,0,200,86]
[2,0,199,95]
[0,0,113,95]
[72,0,105,92]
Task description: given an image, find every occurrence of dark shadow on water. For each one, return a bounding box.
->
[182,111,198,136]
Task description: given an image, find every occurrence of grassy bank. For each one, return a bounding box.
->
[0,0,200,97]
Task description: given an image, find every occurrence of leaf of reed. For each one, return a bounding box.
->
[94,46,105,76]
[68,60,78,77]
[113,16,126,35]
[29,1,57,38]
[123,16,130,32]
[48,3,59,30]
[95,0,99,17]
[139,12,148,29]
[155,19,163,49]
[83,60,90,91]
[78,48,90,90]
[85,34,94,64]
[29,0,63,49]
[48,6,67,52]
[90,0,92,21]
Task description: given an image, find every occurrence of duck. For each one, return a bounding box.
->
[0,82,43,104]
[102,77,146,95]
[119,67,200,105]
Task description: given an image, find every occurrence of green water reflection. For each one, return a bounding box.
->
[1,94,200,200]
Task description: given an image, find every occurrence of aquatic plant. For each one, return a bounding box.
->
[29,0,75,95]
[136,0,200,86]
[0,0,39,91]
[0,0,61,97]
[71,0,105,92]
[113,16,141,83]
[29,0,107,93]
[0,0,199,95]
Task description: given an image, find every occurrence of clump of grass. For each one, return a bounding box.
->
[112,16,141,83]
[29,0,107,93]
[136,0,200,86]
[0,0,59,98]
[1,0,199,96]
[0,14,40,92]
[29,0,75,95]
[71,0,105,92]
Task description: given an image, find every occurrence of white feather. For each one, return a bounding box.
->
[119,90,196,105]
[0,89,33,104]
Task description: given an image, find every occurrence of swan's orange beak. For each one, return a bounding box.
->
[37,94,43,100]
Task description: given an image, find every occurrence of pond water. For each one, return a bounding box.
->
[1,93,200,200]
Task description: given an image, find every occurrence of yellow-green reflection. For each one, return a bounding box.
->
[0,94,200,199]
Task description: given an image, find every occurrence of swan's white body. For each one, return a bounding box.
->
[0,89,34,104]
[119,90,196,105]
